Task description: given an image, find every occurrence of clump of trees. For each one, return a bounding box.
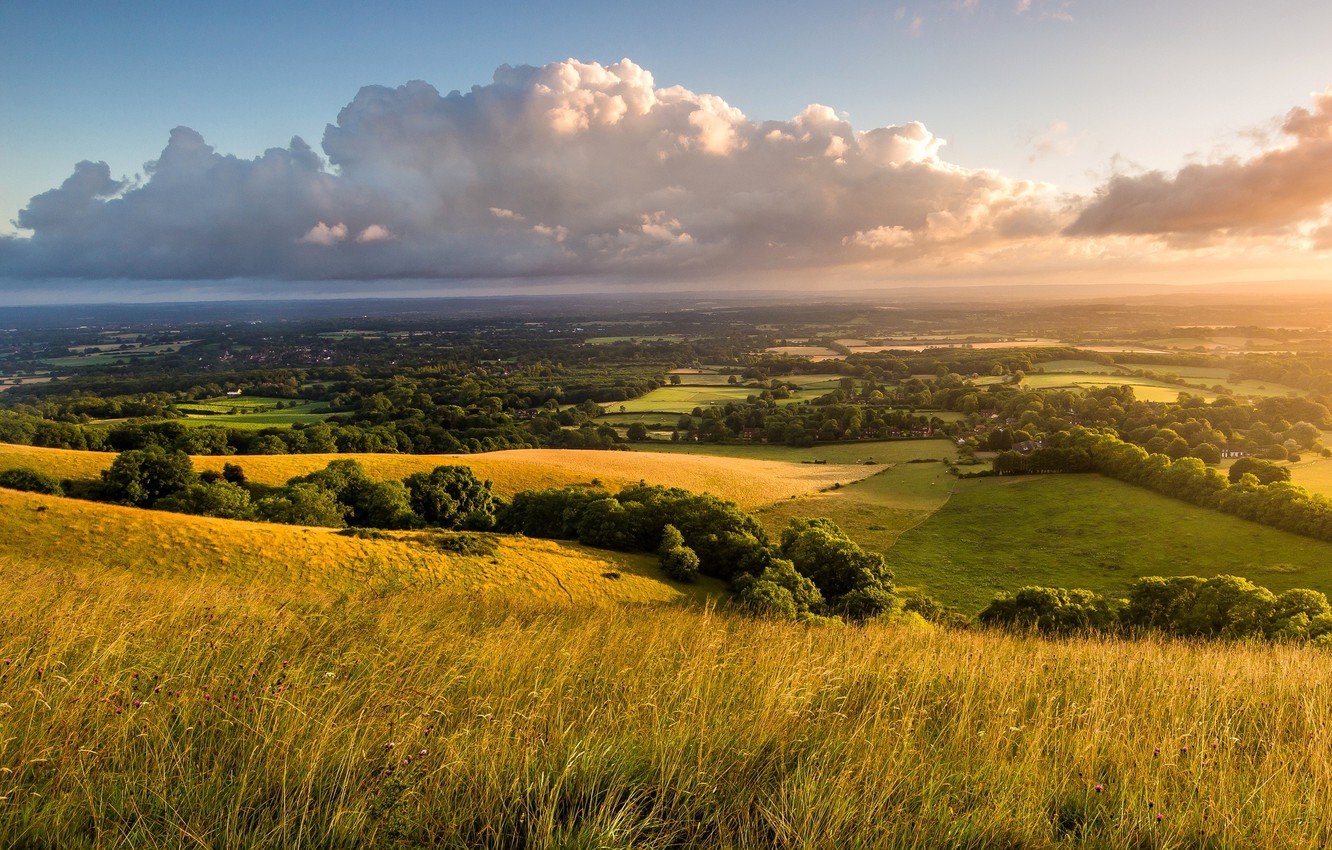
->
[499,483,913,621]
[979,574,1332,644]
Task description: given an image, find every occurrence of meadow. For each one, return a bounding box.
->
[887,473,1332,611]
[0,561,1327,848]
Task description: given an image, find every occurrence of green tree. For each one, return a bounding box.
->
[157,480,254,520]
[779,517,894,615]
[626,422,650,442]
[733,558,823,618]
[255,483,349,527]
[404,465,495,529]
[1227,456,1290,485]
[101,446,196,507]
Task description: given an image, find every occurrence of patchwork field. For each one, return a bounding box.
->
[0,487,719,605]
[41,342,193,369]
[0,443,874,510]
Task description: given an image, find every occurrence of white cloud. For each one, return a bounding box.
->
[1,58,1063,284]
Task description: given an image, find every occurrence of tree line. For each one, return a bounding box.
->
[980,575,1332,644]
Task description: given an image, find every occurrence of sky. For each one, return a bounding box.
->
[3,0,1332,302]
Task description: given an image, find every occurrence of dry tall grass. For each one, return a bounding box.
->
[0,443,870,508]
[0,488,721,606]
[0,556,1327,848]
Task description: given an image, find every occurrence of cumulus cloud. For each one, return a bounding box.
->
[1,58,1062,284]
[1068,86,1332,242]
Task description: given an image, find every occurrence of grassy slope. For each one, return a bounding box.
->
[0,443,874,510]
[756,461,953,556]
[888,473,1332,611]
[0,488,722,606]
[0,571,1326,848]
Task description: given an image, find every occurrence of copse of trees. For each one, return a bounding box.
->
[980,575,1332,644]
[498,483,770,580]
[496,482,911,620]
[779,517,897,617]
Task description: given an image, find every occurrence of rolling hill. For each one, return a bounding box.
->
[0,487,722,606]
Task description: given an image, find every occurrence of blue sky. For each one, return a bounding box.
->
[3,0,1332,297]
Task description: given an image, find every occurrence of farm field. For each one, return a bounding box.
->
[631,437,956,465]
[1018,373,1214,402]
[611,385,812,413]
[888,473,1332,611]
[1286,455,1332,498]
[762,345,842,359]
[0,487,719,605]
[0,444,875,510]
[173,395,333,428]
[609,374,848,414]
[1032,359,1127,373]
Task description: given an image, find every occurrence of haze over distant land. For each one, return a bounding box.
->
[5,2,1332,303]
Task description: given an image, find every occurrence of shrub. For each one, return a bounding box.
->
[0,467,64,496]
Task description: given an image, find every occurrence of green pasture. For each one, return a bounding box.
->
[174,396,331,429]
[921,410,969,422]
[887,473,1332,612]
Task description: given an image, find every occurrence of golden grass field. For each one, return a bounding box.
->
[0,561,1327,848]
[0,488,722,606]
[0,443,872,510]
